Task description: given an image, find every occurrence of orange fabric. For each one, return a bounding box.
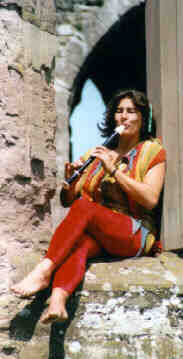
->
[146,148,166,172]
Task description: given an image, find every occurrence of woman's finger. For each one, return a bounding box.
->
[72,159,84,168]
[65,162,74,178]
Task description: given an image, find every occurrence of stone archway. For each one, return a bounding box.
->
[69,3,146,113]
[54,1,146,226]
[68,3,146,166]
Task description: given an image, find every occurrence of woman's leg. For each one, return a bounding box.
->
[44,197,98,266]
[11,197,100,297]
[11,197,141,299]
[40,201,141,324]
[11,258,56,297]
[40,287,69,324]
[48,205,141,299]
[87,203,142,258]
[40,233,102,323]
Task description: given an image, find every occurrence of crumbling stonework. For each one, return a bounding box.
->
[0,1,57,357]
[3,252,183,359]
[4,1,183,359]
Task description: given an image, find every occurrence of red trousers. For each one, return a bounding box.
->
[45,197,142,295]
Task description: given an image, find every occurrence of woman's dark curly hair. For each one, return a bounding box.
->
[98,89,156,141]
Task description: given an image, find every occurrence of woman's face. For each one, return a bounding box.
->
[114,97,142,140]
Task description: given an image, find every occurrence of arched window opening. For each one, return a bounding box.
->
[70,79,105,161]
[69,3,146,161]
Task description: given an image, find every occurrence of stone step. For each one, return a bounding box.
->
[2,252,183,358]
[58,252,183,358]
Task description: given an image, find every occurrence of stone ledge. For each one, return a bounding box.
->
[4,251,183,359]
[10,251,183,294]
[83,252,183,293]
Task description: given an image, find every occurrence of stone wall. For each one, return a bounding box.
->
[0,1,57,357]
[2,1,170,359]
[2,0,182,358]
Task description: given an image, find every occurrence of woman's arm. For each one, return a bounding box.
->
[92,146,166,211]
[113,162,166,210]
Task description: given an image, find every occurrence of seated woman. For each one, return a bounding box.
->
[11,89,166,324]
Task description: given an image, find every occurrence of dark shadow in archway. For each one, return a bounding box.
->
[69,2,146,114]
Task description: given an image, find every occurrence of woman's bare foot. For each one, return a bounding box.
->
[11,258,56,297]
[40,288,69,324]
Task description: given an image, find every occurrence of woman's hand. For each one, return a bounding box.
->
[61,159,84,206]
[64,159,84,180]
[91,146,119,175]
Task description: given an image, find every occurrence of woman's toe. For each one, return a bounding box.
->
[40,309,68,324]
